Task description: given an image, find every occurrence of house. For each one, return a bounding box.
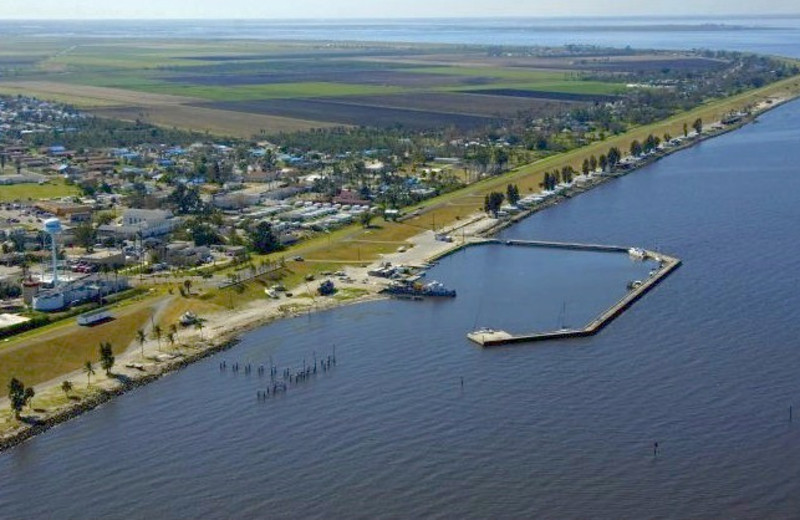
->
[98,209,180,239]
[34,201,93,224]
[162,241,211,267]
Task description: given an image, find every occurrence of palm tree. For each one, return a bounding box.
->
[194,318,205,341]
[24,387,35,410]
[61,380,73,397]
[84,361,95,386]
[136,328,146,359]
[99,341,115,375]
[167,332,175,351]
[152,324,162,351]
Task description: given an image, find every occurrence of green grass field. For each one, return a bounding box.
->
[127,81,410,101]
[0,178,79,202]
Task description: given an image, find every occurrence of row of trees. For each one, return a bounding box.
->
[483,184,522,216]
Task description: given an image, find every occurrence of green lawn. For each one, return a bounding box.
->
[0,178,79,202]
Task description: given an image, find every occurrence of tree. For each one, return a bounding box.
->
[582,159,590,176]
[84,361,95,386]
[561,166,574,184]
[94,211,115,226]
[8,377,27,419]
[630,140,643,157]
[483,192,505,217]
[167,332,176,351]
[168,183,204,215]
[99,341,115,375]
[153,324,163,351]
[506,184,520,206]
[359,211,374,229]
[0,152,5,171]
[492,147,509,173]
[683,122,689,137]
[183,279,192,295]
[589,155,598,172]
[136,328,146,359]
[643,134,659,153]
[599,154,608,172]
[248,221,281,255]
[189,221,221,247]
[74,221,96,252]
[194,318,206,340]
[61,380,73,397]
[692,118,703,135]
[23,387,35,410]
[607,147,621,168]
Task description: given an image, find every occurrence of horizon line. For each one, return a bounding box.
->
[2,13,800,21]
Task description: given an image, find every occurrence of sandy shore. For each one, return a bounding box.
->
[0,93,794,452]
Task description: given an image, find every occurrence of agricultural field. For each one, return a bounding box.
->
[199,98,498,130]
[0,38,695,137]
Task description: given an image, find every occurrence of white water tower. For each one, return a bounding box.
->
[43,218,63,285]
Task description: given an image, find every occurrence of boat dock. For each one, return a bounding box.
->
[467,242,682,347]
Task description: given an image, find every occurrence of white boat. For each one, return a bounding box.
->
[628,247,647,260]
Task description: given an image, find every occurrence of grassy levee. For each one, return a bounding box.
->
[412,74,800,230]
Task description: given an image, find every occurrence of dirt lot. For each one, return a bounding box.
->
[0,81,199,106]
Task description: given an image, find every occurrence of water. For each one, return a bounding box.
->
[3,19,800,520]
[3,16,800,57]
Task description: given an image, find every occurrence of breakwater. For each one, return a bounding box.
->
[467,241,681,346]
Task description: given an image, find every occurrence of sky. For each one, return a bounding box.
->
[2,0,800,20]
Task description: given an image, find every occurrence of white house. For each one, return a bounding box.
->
[99,209,180,239]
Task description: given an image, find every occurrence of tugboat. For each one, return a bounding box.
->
[382,280,456,298]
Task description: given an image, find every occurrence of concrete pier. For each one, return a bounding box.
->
[467,242,681,347]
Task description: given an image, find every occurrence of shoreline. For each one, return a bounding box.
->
[1,90,797,454]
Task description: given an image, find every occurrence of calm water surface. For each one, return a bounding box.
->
[4,17,800,57]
